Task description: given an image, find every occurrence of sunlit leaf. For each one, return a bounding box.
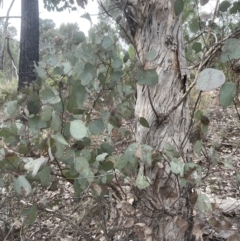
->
[196,68,225,91]
[96,153,108,161]
[70,120,88,140]
[52,132,69,146]
[221,38,240,63]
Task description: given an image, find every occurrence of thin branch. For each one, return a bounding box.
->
[0,16,21,18]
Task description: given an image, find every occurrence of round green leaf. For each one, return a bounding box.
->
[80,72,93,86]
[4,100,19,117]
[41,105,52,121]
[102,36,113,50]
[38,166,52,188]
[96,153,108,162]
[35,65,46,78]
[192,42,202,53]
[14,175,32,196]
[75,156,89,174]
[139,117,150,128]
[52,132,69,146]
[219,1,231,12]
[136,69,158,86]
[62,62,72,76]
[112,58,122,69]
[21,204,38,225]
[41,88,60,105]
[70,120,88,140]
[174,0,184,16]
[101,142,115,155]
[73,31,86,44]
[196,68,225,91]
[46,54,57,66]
[88,119,105,135]
[53,66,64,75]
[146,50,156,61]
[189,19,200,33]
[100,161,114,171]
[219,82,237,109]
[115,155,128,170]
[27,93,41,115]
[221,38,240,63]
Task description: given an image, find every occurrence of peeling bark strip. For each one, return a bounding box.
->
[123,0,190,149]
[18,0,39,90]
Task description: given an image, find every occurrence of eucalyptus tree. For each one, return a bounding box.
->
[18,0,39,90]
[2,0,240,240]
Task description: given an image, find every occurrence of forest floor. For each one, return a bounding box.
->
[1,100,240,241]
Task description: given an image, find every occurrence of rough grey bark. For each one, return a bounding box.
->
[114,1,192,240]
[132,1,189,149]
[18,0,39,90]
[0,0,15,71]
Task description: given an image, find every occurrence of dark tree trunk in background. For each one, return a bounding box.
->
[18,0,39,90]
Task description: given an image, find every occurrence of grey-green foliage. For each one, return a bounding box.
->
[1,24,149,198]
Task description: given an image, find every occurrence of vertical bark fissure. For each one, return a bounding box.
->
[18,0,39,91]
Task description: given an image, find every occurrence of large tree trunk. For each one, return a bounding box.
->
[118,1,191,240]
[18,0,39,90]
[133,1,189,149]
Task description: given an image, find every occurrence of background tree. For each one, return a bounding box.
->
[2,26,19,80]
[18,0,39,90]
[0,0,15,71]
